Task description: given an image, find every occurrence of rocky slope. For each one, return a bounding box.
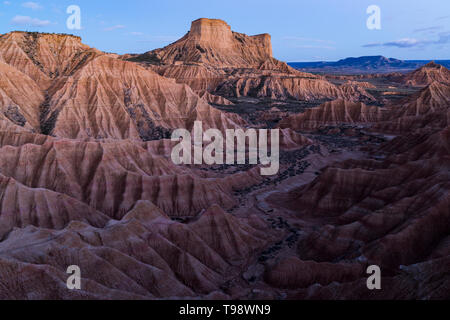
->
[0,201,273,299]
[266,123,450,299]
[279,100,385,131]
[47,55,244,139]
[0,129,266,219]
[402,61,450,86]
[374,80,450,133]
[0,32,101,89]
[128,19,365,102]
[0,23,448,300]
[280,68,450,134]
[146,18,273,68]
[0,59,44,130]
[0,31,245,140]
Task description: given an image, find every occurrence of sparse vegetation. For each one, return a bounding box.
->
[7,30,81,40]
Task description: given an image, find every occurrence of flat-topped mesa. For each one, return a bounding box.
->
[146,18,274,68]
[188,18,272,57]
[129,18,316,96]
[189,18,234,47]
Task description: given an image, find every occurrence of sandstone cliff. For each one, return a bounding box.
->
[150,18,273,68]
[128,18,351,102]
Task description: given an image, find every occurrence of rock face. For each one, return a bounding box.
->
[266,123,450,299]
[279,100,384,131]
[0,59,44,129]
[0,129,267,219]
[215,76,341,101]
[128,18,353,102]
[0,201,272,299]
[339,81,376,103]
[0,171,110,239]
[151,18,272,68]
[0,32,103,92]
[280,71,450,134]
[0,31,245,140]
[0,32,277,299]
[402,62,450,86]
[374,81,450,133]
[48,55,244,140]
[265,65,449,300]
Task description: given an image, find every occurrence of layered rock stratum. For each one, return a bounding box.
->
[402,61,450,86]
[127,18,371,102]
[0,31,245,140]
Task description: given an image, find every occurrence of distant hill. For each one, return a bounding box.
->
[402,61,450,86]
[289,56,450,75]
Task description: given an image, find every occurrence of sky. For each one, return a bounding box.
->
[0,0,449,62]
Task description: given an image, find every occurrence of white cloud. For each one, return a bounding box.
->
[11,15,50,27]
[414,26,443,34]
[103,24,125,31]
[386,38,422,47]
[362,35,450,49]
[363,38,423,48]
[22,2,42,10]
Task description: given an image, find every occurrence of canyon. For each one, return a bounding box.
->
[0,19,448,300]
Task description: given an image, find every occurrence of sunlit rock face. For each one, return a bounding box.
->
[150,18,273,68]
[128,18,353,102]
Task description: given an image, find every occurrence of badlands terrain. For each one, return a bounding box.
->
[0,18,448,300]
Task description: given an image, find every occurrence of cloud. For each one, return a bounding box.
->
[129,32,144,36]
[103,24,125,31]
[3,1,11,5]
[414,26,443,34]
[383,38,425,48]
[22,2,42,10]
[363,38,426,48]
[363,33,450,49]
[11,15,50,27]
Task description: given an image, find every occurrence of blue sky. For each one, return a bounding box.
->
[1,0,449,61]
